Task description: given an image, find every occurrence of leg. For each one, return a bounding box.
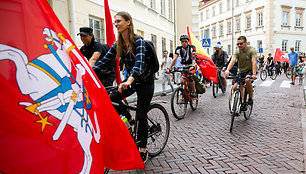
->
[162,72,166,94]
[245,79,253,100]
[166,73,174,91]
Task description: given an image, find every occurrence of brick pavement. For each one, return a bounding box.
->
[110,74,305,174]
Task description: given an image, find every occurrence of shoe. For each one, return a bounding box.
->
[223,87,226,92]
[161,93,166,96]
[248,98,253,105]
[129,119,135,126]
[140,151,149,163]
[290,82,294,85]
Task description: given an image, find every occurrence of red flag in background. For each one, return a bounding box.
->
[187,27,218,83]
[104,0,122,84]
[274,48,289,63]
[0,0,144,173]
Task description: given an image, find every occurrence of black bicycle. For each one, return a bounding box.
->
[228,75,254,132]
[170,66,198,120]
[104,86,170,173]
[212,67,226,98]
[260,64,277,81]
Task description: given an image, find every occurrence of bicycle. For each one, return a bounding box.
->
[228,74,254,132]
[260,64,277,81]
[212,67,226,98]
[170,66,198,120]
[104,86,170,173]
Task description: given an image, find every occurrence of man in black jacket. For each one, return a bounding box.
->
[78,27,115,87]
[212,43,228,91]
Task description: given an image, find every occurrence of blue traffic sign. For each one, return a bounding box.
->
[259,48,263,53]
[202,39,211,47]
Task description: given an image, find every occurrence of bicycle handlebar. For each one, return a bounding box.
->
[169,66,195,74]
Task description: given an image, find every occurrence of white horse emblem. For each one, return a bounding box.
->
[0,28,101,174]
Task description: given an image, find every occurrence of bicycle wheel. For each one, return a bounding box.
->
[270,69,277,80]
[104,168,110,174]
[190,92,198,110]
[230,91,240,132]
[146,103,170,157]
[228,87,233,113]
[260,70,267,81]
[212,82,218,98]
[285,70,291,79]
[171,87,187,120]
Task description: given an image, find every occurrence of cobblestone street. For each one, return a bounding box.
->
[111,74,305,174]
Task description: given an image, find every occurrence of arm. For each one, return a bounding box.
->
[161,58,166,69]
[225,56,237,78]
[168,54,178,69]
[93,42,116,72]
[88,51,101,67]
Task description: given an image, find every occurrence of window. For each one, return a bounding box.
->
[150,0,155,9]
[137,29,144,38]
[282,40,288,52]
[204,29,210,38]
[162,37,166,52]
[236,19,241,32]
[296,13,302,27]
[295,40,301,52]
[161,0,165,15]
[170,40,173,53]
[206,9,209,19]
[212,6,216,16]
[227,0,231,10]
[246,16,251,29]
[227,21,232,34]
[151,34,157,48]
[219,3,223,14]
[236,0,239,7]
[200,12,204,21]
[212,27,216,37]
[228,45,231,55]
[219,24,224,36]
[168,0,173,20]
[282,11,289,26]
[257,12,263,26]
[89,17,104,43]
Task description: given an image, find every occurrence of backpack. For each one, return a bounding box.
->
[144,40,159,74]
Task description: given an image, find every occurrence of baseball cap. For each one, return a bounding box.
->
[268,53,271,55]
[77,27,93,36]
[214,44,222,48]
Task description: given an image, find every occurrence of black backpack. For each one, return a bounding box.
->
[144,40,159,74]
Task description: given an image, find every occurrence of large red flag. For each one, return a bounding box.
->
[104,0,122,84]
[274,48,289,63]
[0,0,144,173]
[187,27,218,83]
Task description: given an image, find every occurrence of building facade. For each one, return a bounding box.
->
[199,0,306,57]
[47,0,176,77]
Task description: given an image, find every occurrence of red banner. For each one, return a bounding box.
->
[274,48,289,63]
[0,0,144,173]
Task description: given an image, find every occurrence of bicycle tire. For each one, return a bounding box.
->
[212,82,218,98]
[285,70,291,79]
[104,168,110,174]
[171,87,187,120]
[260,70,267,81]
[270,69,277,80]
[228,87,233,113]
[230,91,240,132]
[146,103,170,157]
[190,93,198,110]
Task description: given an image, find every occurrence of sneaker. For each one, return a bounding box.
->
[248,98,253,105]
[161,93,166,96]
[290,82,295,85]
[140,151,149,163]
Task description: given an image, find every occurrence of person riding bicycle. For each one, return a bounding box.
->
[265,53,274,76]
[225,36,257,106]
[212,43,228,92]
[258,55,265,70]
[167,35,197,98]
[93,11,153,162]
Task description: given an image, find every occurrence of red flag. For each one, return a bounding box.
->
[274,48,289,63]
[186,27,218,83]
[0,0,144,173]
[104,0,122,84]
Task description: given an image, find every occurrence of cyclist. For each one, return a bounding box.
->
[258,55,265,70]
[265,53,274,76]
[225,36,257,106]
[212,43,228,91]
[167,35,197,98]
[93,11,153,162]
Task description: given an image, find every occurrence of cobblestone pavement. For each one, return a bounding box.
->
[110,74,305,174]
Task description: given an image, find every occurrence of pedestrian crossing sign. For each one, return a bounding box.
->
[202,39,211,47]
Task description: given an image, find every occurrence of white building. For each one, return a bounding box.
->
[199,0,306,57]
[47,0,176,77]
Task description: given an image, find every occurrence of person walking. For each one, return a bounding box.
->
[93,11,153,162]
[173,54,183,84]
[78,27,115,87]
[288,47,299,85]
[160,50,174,96]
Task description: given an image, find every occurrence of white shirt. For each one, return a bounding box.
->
[162,57,173,72]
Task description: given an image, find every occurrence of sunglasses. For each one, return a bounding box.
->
[236,42,245,46]
[113,20,127,25]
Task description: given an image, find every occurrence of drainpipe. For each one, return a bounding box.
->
[69,0,76,42]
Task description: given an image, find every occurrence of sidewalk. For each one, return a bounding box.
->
[126,78,176,103]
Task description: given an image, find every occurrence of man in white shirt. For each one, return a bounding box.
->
[161,50,174,96]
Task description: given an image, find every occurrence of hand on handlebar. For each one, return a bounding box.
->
[252,74,257,80]
[118,81,132,93]
[225,70,230,78]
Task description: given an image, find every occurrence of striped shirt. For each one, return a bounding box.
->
[93,37,151,84]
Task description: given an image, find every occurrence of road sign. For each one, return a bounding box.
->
[202,39,211,47]
[259,48,263,53]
